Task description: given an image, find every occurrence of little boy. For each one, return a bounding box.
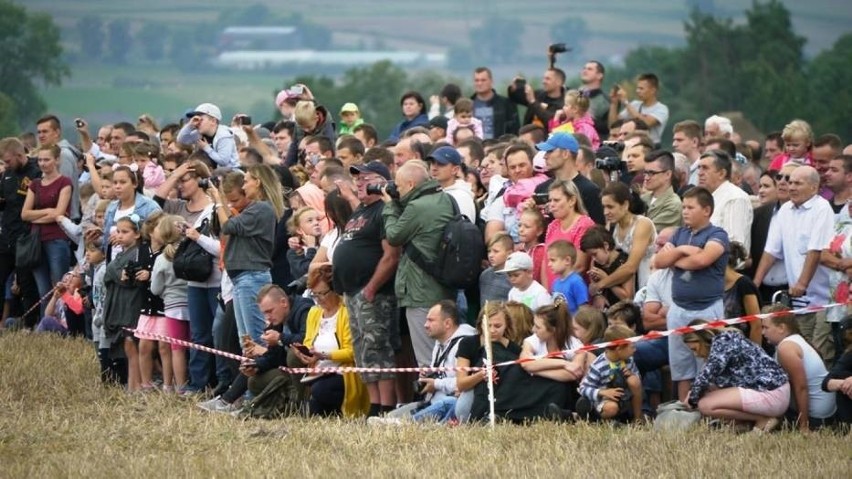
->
[499,251,552,310]
[445,99,484,144]
[547,240,588,314]
[339,103,364,136]
[580,226,632,310]
[480,233,513,306]
[577,324,643,422]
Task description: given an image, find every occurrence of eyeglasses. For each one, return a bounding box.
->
[311,289,333,299]
[643,169,669,177]
[775,174,791,182]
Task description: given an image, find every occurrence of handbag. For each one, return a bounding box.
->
[654,400,702,431]
[173,218,213,282]
[15,181,42,270]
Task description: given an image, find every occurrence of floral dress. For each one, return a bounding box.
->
[826,205,852,322]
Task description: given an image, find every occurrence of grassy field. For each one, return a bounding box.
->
[0,331,849,477]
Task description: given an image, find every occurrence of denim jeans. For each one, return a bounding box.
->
[212,301,240,388]
[413,395,457,423]
[231,270,271,344]
[33,239,70,314]
[187,286,220,391]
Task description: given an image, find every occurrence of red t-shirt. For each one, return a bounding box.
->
[29,176,72,242]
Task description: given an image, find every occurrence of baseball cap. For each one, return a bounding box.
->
[497,252,534,274]
[340,102,359,113]
[536,132,579,153]
[595,145,620,160]
[429,116,449,131]
[350,160,391,180]
[427,145,462,166]
[186,103,222,122]
[275,90,298,107]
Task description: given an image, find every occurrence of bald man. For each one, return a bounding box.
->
[382,160,456,366]
[754,166,836,362]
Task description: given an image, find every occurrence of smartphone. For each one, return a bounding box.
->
[289,85,305,95]
[237,115,252,126]
[533,193,549,205]
[294,344,313,357]
[75,119,85,128]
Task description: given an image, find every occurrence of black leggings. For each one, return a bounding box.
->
[309,374,344,417]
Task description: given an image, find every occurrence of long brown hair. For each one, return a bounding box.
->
[535,299,573,349]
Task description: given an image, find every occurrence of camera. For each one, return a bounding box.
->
[514,77,526,91]
[595,156,625,172]
[75,119,85,128]
[366,181,399,199]
[197,177,219,190]
[533,193,549,206]
[549,43,569,54]
[124,262,144,285]
[601,141,625,154]
[236,115,252,126]
[289,85,304,95]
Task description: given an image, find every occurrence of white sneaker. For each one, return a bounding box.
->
[367,416,405,426]
[197,396,237,413]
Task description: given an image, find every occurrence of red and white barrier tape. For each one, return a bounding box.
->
[125,301,847,375]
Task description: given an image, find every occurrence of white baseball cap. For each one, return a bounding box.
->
[497,252,534,274]
[187,103,222,121]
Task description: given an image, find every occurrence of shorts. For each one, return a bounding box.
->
[740,382,790,417]
[667,299,724,381]
[344,290,399,382]
[165,317,190,351]
[134,314,169,339]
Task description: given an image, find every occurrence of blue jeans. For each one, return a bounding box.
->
[413,396,457,423]
[187,286,220,391]
[33,239,70,313]
[231,270,271,344]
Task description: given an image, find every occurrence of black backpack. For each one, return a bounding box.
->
[405,193,485,290]
[172,218,213,282]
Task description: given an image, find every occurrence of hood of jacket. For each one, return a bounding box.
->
[443,179,474,198]
[450,323,477,340]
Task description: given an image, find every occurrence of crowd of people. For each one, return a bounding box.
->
[0,60,850,430]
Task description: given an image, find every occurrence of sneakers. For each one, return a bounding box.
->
[545,403,575,423]
[575,397,593,421]
[367,416,406,426]
[197,396,239,414]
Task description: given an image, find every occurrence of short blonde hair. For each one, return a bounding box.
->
[294,101,317,129]
[781,119,813,145]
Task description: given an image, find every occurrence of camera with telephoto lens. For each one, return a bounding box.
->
[549,43,569,54]
[366,181,399,199]
[595,156,625,172]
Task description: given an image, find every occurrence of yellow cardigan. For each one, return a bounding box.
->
[303,303,370,418]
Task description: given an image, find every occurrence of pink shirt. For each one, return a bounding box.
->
[544,214,595,289]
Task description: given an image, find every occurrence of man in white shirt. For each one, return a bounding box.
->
[754,166,835,360]
[697,149,753,251]
[426,146,476,223]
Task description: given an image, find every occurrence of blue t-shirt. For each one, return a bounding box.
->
[551,272,589,315]
[670,224,728,310]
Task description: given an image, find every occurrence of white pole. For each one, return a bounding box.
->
[482,304,496,429]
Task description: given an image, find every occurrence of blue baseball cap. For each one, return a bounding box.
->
[536,132,579,154]
[427,145,462,166]
[350,160,391,180]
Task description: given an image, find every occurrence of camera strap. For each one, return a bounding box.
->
[431,335,464,370]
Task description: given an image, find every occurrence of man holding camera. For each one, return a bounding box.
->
[176,103,240,169]
[333,161,401,416]
[508,68,567,134]
[579,61,611,139]
[382,161,456,367]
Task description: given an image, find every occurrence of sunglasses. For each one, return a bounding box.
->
[774,174,791,182]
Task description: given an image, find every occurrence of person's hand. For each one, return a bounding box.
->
[120,270,129,283]
[609,86,621,102]
[298,84,315,101]
[418,377,437,394]
[288,236,303,252]
[362,284,376,302]
[261,329,280,347]
[617,87,628,103]
[521,197,537,211]
[208,186,222,204]
[290,344,318,365]
[588,266,607,283]
[189,116,202,129]
[239,361,258,377]
[84,227,102,243]
[134,269,150,282]
[564,361,584,378]
[56,214,68,225]
[588,282,600,296]
[599,388,624,401]
[241,124,259,140]
[109,232,120,246]
[54,283,67,297]
[478,367,499,385]
[185,226,200,241]
[553,110,566,123]
[621,366,633,378]
[840,377,852,397]
[197,137,209,150]
[524,83,536,104]
[429,94,440,106]
[74,118,89,133]
[789,283,807,297]
[301,233,317,248]
[334,179,358,204]
[380,186,394,204]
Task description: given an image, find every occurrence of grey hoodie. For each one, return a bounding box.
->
[176,123,239,168]
[443,179,477,224]
[431,323,478,400]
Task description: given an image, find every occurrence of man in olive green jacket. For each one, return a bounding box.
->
[382,161,455,366]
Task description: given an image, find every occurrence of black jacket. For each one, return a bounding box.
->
[284,105,336,167]
[507,86,565,133]
[254,295,313,373]
[0,157,41,254]
[470,90,520,137]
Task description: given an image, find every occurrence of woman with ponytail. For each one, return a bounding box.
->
[520,298,590,382]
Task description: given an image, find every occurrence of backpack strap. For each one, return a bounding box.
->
[403,189,454,277]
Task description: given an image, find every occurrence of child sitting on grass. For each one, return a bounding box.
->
[581,226,632,310]
[547,240,589,314]
[480,233,513,305]
[577,324,643,422]
[500,252,552,311]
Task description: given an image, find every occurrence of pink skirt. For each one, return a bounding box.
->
[740,382,790,417]
[134,314,169,339]
[165,317,190,351]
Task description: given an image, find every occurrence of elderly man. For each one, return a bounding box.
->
[177,103,240,168]
[704,115,733,142]
[754,166,835,362]
[697,149,753,251]
[382,161,455,367]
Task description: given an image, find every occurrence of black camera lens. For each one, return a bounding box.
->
[366,181,399,199]
[549,43,568,54]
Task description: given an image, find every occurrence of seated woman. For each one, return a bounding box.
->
[821,315,852,427]
[290,265,369,418]
[520,300,589,383]
[762,312,837,430]
[683,320,789,432]
[455,301,568,423]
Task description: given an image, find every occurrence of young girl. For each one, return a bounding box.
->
[286,206,324,281]
[503,300,534,345]
[573,306,607,350]
[518,208,547,288]
[127,141,165,195]
[101,214,150,392]
[150,215,190,392]
[580,226,633,310]
[134,212,168,392]
[768,119,814,171]
[520,300,589,382]
[445,99,484,144]
[548,90,601,149]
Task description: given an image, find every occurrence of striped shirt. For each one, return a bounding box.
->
[578,352,639,401]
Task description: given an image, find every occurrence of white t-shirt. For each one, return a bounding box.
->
[508,280,552,310]
[524,333,584,360]
[321,229,340,264]
[619,100,669,144]
[313,311,341,369]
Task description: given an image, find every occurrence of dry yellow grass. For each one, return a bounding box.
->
[1,331,849,478]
